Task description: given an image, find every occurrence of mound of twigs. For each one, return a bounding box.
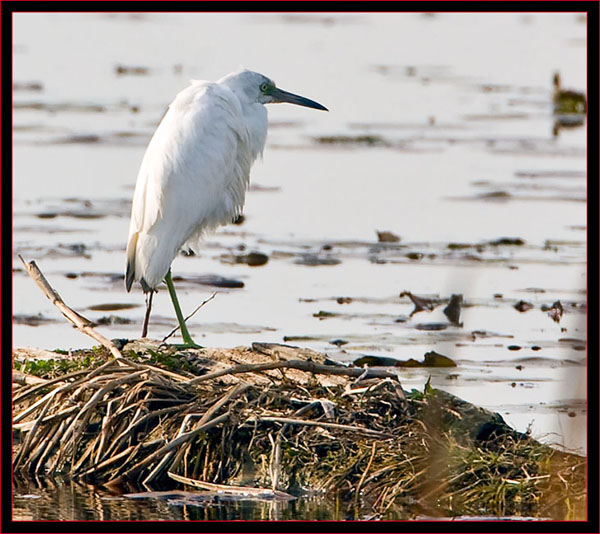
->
[12,257,586,518]
[13,343,585,520]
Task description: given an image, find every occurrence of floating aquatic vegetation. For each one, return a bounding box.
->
[376,231,401,243]
[514,300,534,312]
[114,64,150,76]
[221,252,269,267]
[353,350,456,368]
[312,135,390,147]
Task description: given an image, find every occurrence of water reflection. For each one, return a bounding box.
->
[13,476,414,521]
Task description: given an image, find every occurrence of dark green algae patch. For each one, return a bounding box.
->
[13,343,586,520]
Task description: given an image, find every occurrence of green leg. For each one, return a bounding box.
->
[164,269,201,348]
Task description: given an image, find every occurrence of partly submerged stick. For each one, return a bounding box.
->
[168,472,295,501]
[18,255,126,363]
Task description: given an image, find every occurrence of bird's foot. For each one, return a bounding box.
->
[173,341,204,350]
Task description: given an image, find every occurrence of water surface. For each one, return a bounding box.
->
[12,11,587,520]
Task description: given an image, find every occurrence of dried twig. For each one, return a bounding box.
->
[107,413,230,486]
[162,292,217,343]
[247,416,394,439]
[186,359,400,386]
[18,255,127,363]
[355,442,377,505]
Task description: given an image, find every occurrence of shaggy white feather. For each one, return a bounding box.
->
[125,69,326,293]
[126,71,267,290]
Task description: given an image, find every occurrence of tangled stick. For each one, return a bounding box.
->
[18,255,126,363]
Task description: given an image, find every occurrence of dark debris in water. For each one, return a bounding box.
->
[313,134,391,147]
[543,301,564,323]
[353,350,456,368]
[515,170,586,180]
[295,254,341,266]
[115,64,151,76]
[13,81,44,92]
[221,252,269,267]
[514,300,534,312]
[376,230,401,243]
[489,237,525,246]
[36,210,106,220]
[400,291,439,316]
[406,252,424,261]
[88,303,139,312]
[172,274,244,289]
[313,310,339,319]
[14,101,107,113]
[13,313,58,326]
[415,322,448,331]
[443,294,463,326]
[95,315,133,326]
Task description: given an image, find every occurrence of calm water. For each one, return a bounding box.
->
[12,12,587,520]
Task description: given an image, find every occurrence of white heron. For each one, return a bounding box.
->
[125,69,328,347]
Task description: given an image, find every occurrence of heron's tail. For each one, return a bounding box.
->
[125,231,138,292]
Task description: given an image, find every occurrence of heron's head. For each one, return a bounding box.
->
[220,70,328,111]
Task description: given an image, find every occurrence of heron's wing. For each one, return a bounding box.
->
[126,81,253,291]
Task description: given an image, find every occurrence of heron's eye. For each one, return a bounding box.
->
[260,83,269,93]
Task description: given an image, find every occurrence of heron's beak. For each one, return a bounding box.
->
[271,87,328,111]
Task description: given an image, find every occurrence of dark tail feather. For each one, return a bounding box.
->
[125,232,138,292]
[125,258,135,292]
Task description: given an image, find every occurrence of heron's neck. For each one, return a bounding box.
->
[244,104,268,160]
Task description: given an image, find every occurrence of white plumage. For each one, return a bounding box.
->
[126,71,268,291]
[125,69,327,344]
